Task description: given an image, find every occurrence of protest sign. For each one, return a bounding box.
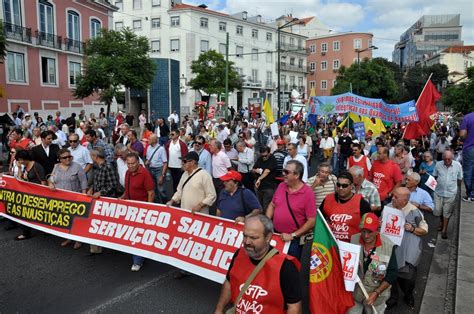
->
[381,206,405,246]
[0,176,288,283]
[425,175,437,191]
[353,122,366,139]
[337,240,360,291]
[270,122,279,137]
[313,92,418,123]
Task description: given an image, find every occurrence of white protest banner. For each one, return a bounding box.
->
[425,175,437,191]
[337,240,360,291]
[289,131,299,143]
[270,122,279,137]
[381,206,405,246]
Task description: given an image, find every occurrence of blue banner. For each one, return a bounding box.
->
[353,122,366,138]
[313,93,418,123]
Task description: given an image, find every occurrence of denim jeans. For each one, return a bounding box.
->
[463,147,474,198]
[148,166,169,203]
[159,136,169,146]
[132,255,144,266]
[332,152,339,174]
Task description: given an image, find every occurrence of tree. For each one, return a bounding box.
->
[331,58,400,102]
[189,50,242,97]
[0,23,6,63]
[404,64,448,101]
[442,66,474,114]
[73,28,155,116]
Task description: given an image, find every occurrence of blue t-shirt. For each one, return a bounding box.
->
[218,188,262,220]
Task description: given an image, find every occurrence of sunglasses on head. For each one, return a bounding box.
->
[336,182,350,188]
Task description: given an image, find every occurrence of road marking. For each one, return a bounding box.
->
[82,270,173,313]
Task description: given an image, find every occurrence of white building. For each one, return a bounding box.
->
[424,45,474,84]
[113,0,307,115]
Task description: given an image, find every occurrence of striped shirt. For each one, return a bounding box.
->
[307,174,337,208]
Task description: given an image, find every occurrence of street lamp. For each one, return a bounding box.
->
[356,45,378,67]
[277,18,303,118]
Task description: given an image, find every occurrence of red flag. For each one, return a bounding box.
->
[309,211,354,313]
[294,107,303,121]
[404,80,440,139]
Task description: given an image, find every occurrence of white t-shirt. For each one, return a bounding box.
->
[168,140,182,168]
[320,137,335,149]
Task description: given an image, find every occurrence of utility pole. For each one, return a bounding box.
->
[277,28,281,118]
[224,32,229,120]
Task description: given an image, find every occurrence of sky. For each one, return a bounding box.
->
[184,0,474,60]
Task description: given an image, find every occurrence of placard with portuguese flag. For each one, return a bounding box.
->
[309,210,354,313]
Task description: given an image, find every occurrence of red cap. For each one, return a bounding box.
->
[277,139,286,145]
[220,170,242,182]
[359,213,379,232]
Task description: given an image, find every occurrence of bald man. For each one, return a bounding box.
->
[385,187,428,310]
[145,134,168,203]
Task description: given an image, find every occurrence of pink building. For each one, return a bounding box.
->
[0,0,117,115]
[306,32,374,96]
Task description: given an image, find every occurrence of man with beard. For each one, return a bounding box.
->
[214,214,302,314]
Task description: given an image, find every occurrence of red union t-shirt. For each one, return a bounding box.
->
[370,160,403,201]
[124,166,155,202]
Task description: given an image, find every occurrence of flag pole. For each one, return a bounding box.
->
[402,73,434,139]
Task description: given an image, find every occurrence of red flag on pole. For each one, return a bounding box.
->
[404,79,440,139]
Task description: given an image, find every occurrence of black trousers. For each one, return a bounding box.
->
[257,188,275,213]
[169,167,183,192]
[389,264,417,302]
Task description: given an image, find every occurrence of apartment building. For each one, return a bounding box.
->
[0,0,118,116]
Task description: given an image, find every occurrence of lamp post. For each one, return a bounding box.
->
[356,45,378,68]
[277,18,302,118]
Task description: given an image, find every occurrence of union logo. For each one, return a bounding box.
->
[309,243,333,283]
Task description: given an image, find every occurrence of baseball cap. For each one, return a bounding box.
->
[359,213,379,232]
[277,139,285,145]
[220,170,242,182]
[180,151,199,162]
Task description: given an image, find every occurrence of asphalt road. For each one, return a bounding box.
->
[0,155,443,313]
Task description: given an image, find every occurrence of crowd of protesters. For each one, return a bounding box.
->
[2,103,473,313]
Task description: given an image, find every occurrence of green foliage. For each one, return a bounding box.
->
[73,28,155,108]
[189,50,242,96]
[404,64,448,101]
[331,58,400,102]
[0,23,6,62]
[442,66,474,114]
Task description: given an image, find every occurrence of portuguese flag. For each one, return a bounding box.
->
[309,210,354,313]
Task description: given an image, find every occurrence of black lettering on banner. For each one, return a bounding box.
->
[0,188,90,230]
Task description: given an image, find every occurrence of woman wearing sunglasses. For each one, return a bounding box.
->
[48,148,88,249]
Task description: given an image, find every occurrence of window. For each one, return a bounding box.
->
[7,51,25,82]
[219,43,226,54]
[151,18,160,29]
[321,43,328,53]
[281,36,286,44]
[133,20,142,30]
[252,49,258,61]
[310,44,316,53]
[90,19,101,39]
[309,81,315,88]
[200,40,209,52]
[333,41,340,51]
[251,69,258,81]
[115,0,123,11]
[152,0,160,6]
[368,38,372,48]
[115,21,123,30]
[333,59,340,70]
[290,76,295,88]
[41,56,56,85]
[266,32,272,41]
[266,52,272,63]
[67,11,80,41]
[171,16,180,27]
[298,39,303,49]
[252,29,258,39]
[321,61,327,70]
[170,39,179,52]
[321,80,327,90]
[298,59,303,68]
[290,37,294,46]
[236,45,243,58]
[333,80,336,87]
[281,75,286,85]
[39,0,54,34]
[219,22,226,31]
[236,25,243,35]
[289,57,295,66]
[298,77,303,88]
[266,71,272,84]
[133,0,141,10]
[200,18,208,28]
[3,0,22,26]
[310,62,315,71]
[235,67,243,76]
[354,39,361,49]
[151,40,160,52]
[69,61,81,86]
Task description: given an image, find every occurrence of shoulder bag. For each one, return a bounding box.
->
[285,192,314,245]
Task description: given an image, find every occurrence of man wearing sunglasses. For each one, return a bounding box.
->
[320,171,371,242]
[189,135,212,174]
[68,133,93,175]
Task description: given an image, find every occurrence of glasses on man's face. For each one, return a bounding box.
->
[282,169,296,176]
[60,156,73,160]
[194,142,203,145]
[336,182,351,188]
[69,140,78,143]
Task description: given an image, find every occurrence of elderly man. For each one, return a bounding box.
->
[145,134,168,203]
[115,123,131,146]
[165,130,188,192]
[85,129,114,164]
[386,187,428,310]
[433,150,463,239]
[283,143,308,183]
[349,213,398,314]
[232,140,255,191]
[189,135,212,174]
[350,165,381,213]
[308,162,337,208]
[115,144,144,189]
[370,146,403,206]
[406,172,434,213]
[214,214,302,314]
[266,160,316,259]
[210,139,232,203]
[319,130,335,162]
[68,133,93,175]
[216,170,261,223]
[321,171,371,242]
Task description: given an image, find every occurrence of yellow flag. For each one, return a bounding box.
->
[263,97,275,125]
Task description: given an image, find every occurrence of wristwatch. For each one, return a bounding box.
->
[291,232,297,239]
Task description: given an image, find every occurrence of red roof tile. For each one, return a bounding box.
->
[442,45,474,53]
[169,3,229,17]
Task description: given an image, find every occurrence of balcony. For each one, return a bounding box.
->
[3,22,32,43]
[64,38,85,54]
[277,62,308,73]
[276,42,309,54]
[265,81,276,89]
[35,31,62,50]
[242,78,262,89]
